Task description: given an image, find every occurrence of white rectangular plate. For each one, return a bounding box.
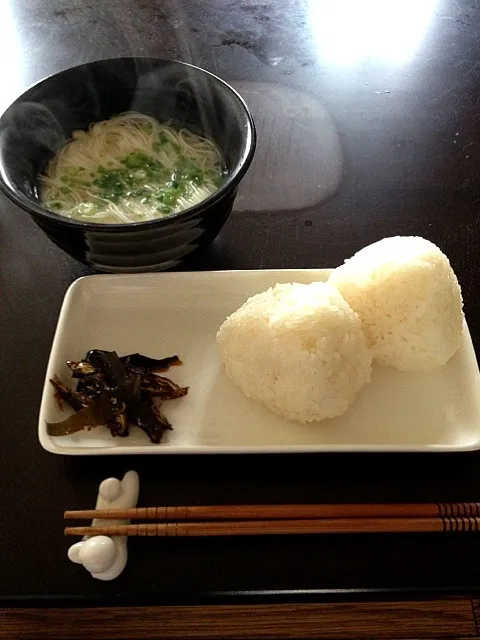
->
[39,270,480,454]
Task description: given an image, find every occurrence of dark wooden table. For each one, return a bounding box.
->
[2,0,480,637]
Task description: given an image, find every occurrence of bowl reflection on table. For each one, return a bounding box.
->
[0,57,256,272]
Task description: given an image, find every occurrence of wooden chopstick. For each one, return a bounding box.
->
[64,502,480,522]
[64,516,480,537]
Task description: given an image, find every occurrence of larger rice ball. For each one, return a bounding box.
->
[328,236,464,371]
[216,282,372,423]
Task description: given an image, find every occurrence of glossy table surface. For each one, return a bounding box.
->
[2,0,480,606]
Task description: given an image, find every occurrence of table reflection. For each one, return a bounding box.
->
[309,0,438,66]
[0,0,23,113]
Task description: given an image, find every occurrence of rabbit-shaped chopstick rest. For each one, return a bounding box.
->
[67,470,139,581]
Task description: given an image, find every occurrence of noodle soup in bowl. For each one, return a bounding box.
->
[0,57,256,272]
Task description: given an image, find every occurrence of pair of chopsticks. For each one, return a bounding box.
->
[64,502,480,536]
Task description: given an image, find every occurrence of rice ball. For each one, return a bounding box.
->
[216,282,372,423]
[328,236,464,371]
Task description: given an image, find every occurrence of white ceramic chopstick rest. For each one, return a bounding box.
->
[67,470,139,581]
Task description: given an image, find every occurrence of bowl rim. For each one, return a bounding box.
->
[0,56,256,231]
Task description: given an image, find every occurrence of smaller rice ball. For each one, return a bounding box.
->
[328,236,464,372]
[216,282,372,423]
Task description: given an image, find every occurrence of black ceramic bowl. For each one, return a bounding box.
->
[0,57,256,272]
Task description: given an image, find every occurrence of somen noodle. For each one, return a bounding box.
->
[39,112,226,224]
